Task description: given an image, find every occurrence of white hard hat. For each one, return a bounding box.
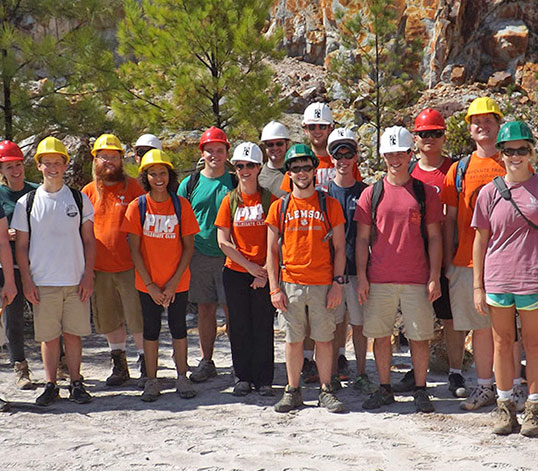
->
[261,121,290,141]
[231,142,263,164]
[327,128,358,155]
[302,102,334,125]
[134,134,162,150]
[379,126,413,154]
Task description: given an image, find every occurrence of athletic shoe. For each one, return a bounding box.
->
[35,382,59,406]
[448,373,469,398]
[232,381,251,397]
[413,389,434,413]
[337,355,351,381]
[318,385,345,413]
[274,385,303,413]
[492,399,518,435]
[520,401,538,437]
[513,383,527,413]
[69,380,92,404]
[141,378,161,402]
[190,359,217,383]
[353,374,378,395]
[392,369,416,393]
[301,358,319,384]
[460,384,495,411]
[176,375,197,399]
[258,385,274,397]
[362,387,395,410]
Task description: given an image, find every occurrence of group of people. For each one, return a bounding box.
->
[0,97,536,438]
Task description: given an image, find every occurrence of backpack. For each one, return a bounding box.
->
[371,178,428,254]
[229,188,272,224]
[185,169,238,201]
[454,155,471,196]
[138,192,182,229]
[492,176,538,230]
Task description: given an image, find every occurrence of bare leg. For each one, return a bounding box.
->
[442,319,465,370]
[63,333,82,382]
[352,325,368,375]
[144,340,159,379]
[473,327,494,381]
[373,336,392,384]
[410,339,430,387]
[315,341,333,387]
[198,302,217,360]
[285,341,304,388]
[42,337,60,383]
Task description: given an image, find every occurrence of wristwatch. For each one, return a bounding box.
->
[332,276,345,285]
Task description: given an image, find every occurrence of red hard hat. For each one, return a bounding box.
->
[0,140,24,162]
[413,108,446,132]
[199,126,230,151]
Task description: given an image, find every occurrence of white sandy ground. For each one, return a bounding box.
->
[1,315,537,471]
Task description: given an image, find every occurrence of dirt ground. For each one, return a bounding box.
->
[0,314,536,471]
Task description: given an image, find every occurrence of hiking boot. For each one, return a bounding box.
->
[448,373,469,398]
[232,380,251,397]
[520,401,538,437]
[258,385,274,397]
[492,399,518,435]
[14,360,34,390]
[353,374,378,395]
[141,378,161,402]
[0,397,10,412]
[337,354,351,381]
[330,374,342,391]
[69,380,92,404]
[392,369,416,393]
[137,353,148,389]
[413,389,435,413]
[274,385,303,413]
[106,349,130,387]
[301,358,319,384]
[36,382,59,406]
[513,384,527,413]
[190,359,217,383]
[362,387,395,410]
[460,384,496,411]
[176,375,197,399]
[318,385,345,413]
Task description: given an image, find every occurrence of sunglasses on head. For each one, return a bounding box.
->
[234,162,257,170]
[265,141,285,148]
[501,146,531,157]
[333,151,356,160]
[417,130,445,139]
[289,164,314,174]
[305,124,329,131]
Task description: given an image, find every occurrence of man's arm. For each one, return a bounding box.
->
[266,224,287,311]
[15,230,39,305]
[0,217,16,305]
[426,221,442,302]
[78,220,96,303]
[355,222,371,305]
[326,223,344,309]
[442,205,457,270]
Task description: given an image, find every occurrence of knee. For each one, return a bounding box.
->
[493,331,514,353]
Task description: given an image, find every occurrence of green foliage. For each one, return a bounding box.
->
[445,112,473,159]
[115,0,284,139]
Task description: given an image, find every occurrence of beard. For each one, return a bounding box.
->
[94,162,125,183]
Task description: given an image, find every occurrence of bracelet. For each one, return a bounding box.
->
[473,287,484,290]
[270,288,281,296]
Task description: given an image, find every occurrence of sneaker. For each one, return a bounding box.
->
[14,360,34,390]
[35,382,59,406]
[232,381,251,397]
[176,375,197,399]
[413,389,435,413]
[448,373,469,398]
[520,400,538,437]
[106,350,130,387]
[141,378,161,402]
[69,380,92,404]
[258,385,274,397]
[190,359,217,383]
[460,384,496,411]
[492,399,518,435]
[301,358,319,384]
[274,385,303,413]
[362,387,395,410]
[337,355,351,381]
[318,385,345,413]
[330,374,342,391]
[513,384,527,413]
[392,369,416,393]
[353,374,378,395]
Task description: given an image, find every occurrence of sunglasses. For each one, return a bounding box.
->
[305,124,329,131]
[289,164,314,174]
[417,130,445,139]
[234,162,257,170]
[265,141,285,148]
[333,151,356,160]
[501,146,531,157]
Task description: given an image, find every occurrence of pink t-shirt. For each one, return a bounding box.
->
[471,174,538,294]
[354,178,443,284]
[410,157,452,195]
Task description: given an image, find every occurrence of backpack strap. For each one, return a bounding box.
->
[68,187,84,231]
[138,193,182,231]
[493,176,538,230]
[25,189,37,237]
[408,160,418,174]
[261,188,272,217]
[411,178,429,255]
[185,170,201,201]
[278,193,291,271]
[317,189,335,262]
[370,179,384,243]
[455,155,471,196]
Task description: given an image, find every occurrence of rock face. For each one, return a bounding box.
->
[269,0,538,95]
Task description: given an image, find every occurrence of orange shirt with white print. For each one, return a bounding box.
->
[121,194,200,293]
[215,191,276,273]
[82,177,145,273]
[266,191,345,285]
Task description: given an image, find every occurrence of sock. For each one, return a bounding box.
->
[449,368,462,375]
[137,349,145,356]
[338,348,346,357]
[477,377,494,387]
[414,385,426,391]
[109,342,126,351]
[528,393,538,402]
[380,384,392,393]
[497,388,513,400]
[304,350,314,361]
[513,377,522,386]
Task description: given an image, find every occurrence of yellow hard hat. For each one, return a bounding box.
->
[34,136,70,164]
[91,133,123,157]
[465,97,503,124]
[139,149,173,173]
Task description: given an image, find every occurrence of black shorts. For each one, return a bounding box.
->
[433,273,452,320]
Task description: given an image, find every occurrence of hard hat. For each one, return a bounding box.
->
[0,140,24,162]
[199,126,230,151]
[261,121,290,141]
[302,102,334,126]
[91,134,123,157]
[379,126,414,154]
[284,144,319,171]
[496,121,535,148]
[327,128,358,155]
[34,136,70,164]
[139,149,173,173]
[413,108,446,132]
[134,134,162,150]
[465,97,503,124]
[231,142,263,164]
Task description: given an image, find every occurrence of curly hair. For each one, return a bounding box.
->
[138,166,179,194]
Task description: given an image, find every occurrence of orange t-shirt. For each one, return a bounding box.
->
[441,152,505,267]
[265,191,345,285]
[214,191,276,273]
[121,194,200,293]
[82,178,145,273]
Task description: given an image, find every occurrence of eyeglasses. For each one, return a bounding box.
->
[289,164,314,174]
[417,130,445,139]
[501,146,531,157]
[265,141,285,148]
[234,162,257,170]
[96,154,121,162]
[305,124,329,131]
[332,151,356,160]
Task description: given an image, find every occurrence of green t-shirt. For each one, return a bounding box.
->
[178,172,235,256]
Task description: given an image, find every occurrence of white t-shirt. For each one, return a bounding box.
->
[11,185,94,286]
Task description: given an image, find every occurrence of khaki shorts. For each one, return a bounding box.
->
[446,265,491,331]
[334,276,363,326]
[278,282,336,343]
[92,269,143,335]
[33,286,91,342]
[363,283,434,341]
[188,249,226,304]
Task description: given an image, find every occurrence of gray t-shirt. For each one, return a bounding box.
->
[258,164,286,198]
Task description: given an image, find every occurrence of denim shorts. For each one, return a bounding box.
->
[486,292,538,311]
